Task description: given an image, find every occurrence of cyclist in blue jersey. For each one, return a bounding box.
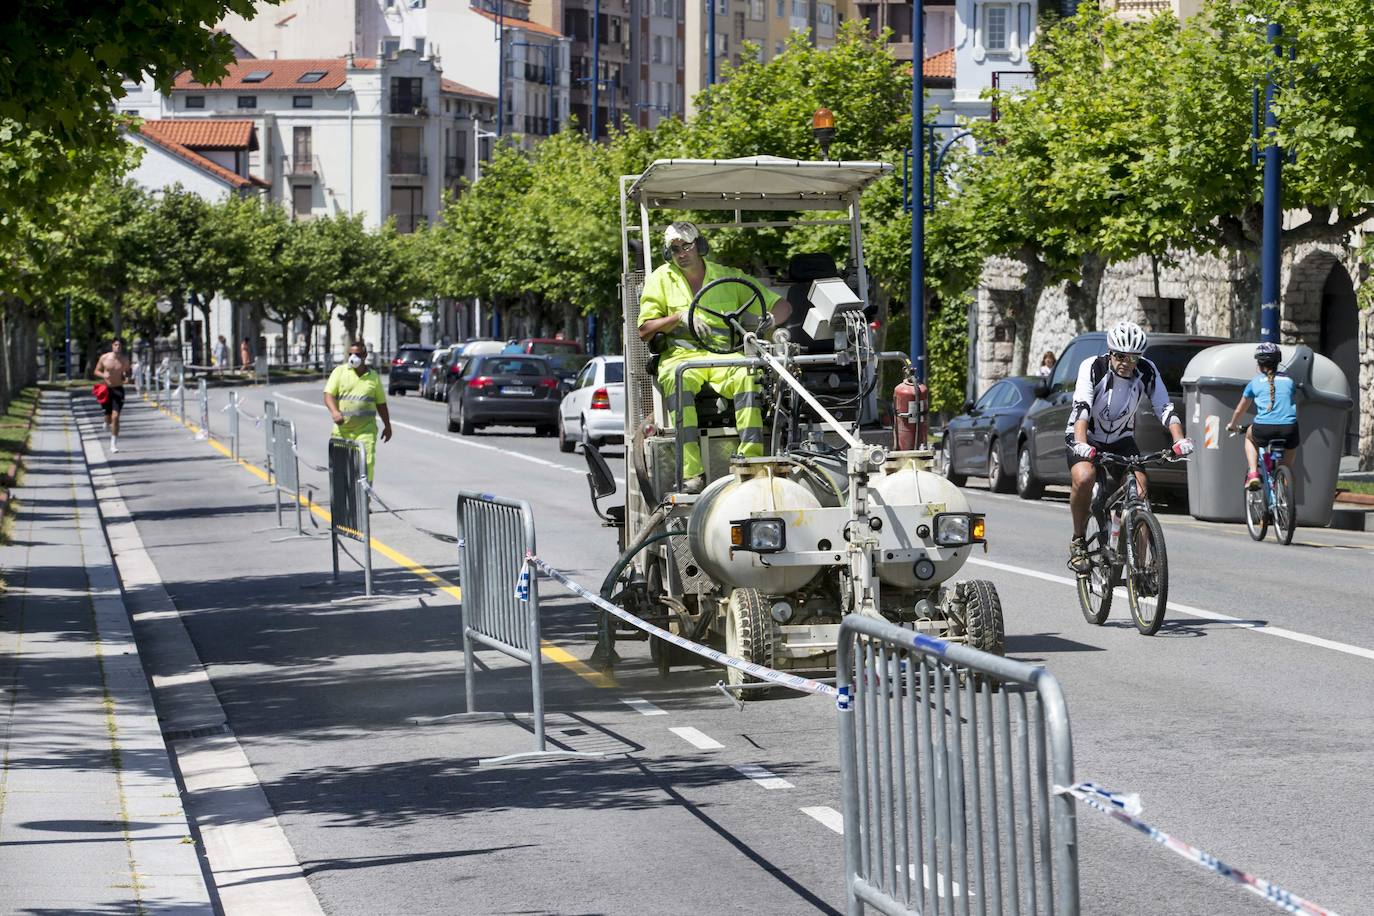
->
[1226,342,1299,490]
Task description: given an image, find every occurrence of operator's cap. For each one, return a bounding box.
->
[664,221,701,247]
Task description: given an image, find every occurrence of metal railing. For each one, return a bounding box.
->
[329,437,372,597]
[836,615,1078,915]
[456,492,602,765]
[225,390,241,460]
[286,154,321,176]
[388,152,428,175]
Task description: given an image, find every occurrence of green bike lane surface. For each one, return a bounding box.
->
[121,382,1374,913]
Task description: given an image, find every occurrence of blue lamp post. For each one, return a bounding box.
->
[910,0,926,382]
[1259,21,1283,344]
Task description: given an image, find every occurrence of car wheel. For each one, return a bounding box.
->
[458,401,475,436]
[557,414,575,453]
[944,440,968,487]
[536,424,556,438]
[446,403,460,433]
[988,438,1014,493]
[580,415,596,450]
[1016,442,1045,500]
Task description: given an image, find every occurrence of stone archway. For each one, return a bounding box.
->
[1284,250,1360,456]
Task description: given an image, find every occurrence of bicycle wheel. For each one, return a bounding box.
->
[1076,514,1116,625]
[1244,482,1268,542]
[1125,510,1169,636]
[1273,465,1297,545]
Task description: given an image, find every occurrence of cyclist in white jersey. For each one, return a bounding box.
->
[1067,321,1194,572]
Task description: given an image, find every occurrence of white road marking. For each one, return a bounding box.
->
[621,697,668,716]
[968,556,1374,662]
[273,391,626,485]
[801,806,844,834]
[669,726,724,750]
[733,763,794,789]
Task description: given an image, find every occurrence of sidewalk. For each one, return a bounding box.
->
[0,392,212,913]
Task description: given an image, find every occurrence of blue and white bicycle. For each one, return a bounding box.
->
[1234,424,1297,545]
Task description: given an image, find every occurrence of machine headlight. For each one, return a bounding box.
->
[932,512,986,547]
[730,517,786,553]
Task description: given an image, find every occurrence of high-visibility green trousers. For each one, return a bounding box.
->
[658,351,764,479]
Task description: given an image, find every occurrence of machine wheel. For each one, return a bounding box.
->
[987,439,1014,493]
[963,580,1005,656]
[724,588,776,698]
[458,402,475,436]
[1274,466,1297,545]
[557,415,575,452]
[1016,443,1045,500]
[943,441,968,487]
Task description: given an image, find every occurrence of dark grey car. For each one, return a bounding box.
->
[446,355,561,436]
[387,345,431,395]
[940,376,1040,492]
[1014,331,1228,502]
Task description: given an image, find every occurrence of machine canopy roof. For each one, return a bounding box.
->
[627,156,893,210]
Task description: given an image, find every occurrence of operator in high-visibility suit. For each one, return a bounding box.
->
[324,340,393,482]
[637,221,791,493]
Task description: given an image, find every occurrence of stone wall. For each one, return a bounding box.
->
[972,238,1374,467]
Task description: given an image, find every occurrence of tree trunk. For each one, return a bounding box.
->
[1064,252,1105,334]
[1010,247,1046,377]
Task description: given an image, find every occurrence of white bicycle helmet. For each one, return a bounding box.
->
[1106,320,1148,355]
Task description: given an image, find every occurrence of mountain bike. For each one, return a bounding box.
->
[1235,424,1297,545]
[1076,450,1184,636]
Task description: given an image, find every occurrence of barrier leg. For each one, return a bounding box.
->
[362,479,373,597]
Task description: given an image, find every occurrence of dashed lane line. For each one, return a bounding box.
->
[801,806,844,834]
[732,764,794,789]
[669,726,724,750]
[967,555,1374,663]
[141,396,617,690]
[622,697,668,716]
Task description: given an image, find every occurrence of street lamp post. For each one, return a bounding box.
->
[910,0,926,383]
[495,4,506,137]
[591,0,601,141]
[580,76,619,136]
[1259,21,1283,344]
[708,0,716,86]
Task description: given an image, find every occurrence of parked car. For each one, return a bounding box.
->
[437,339,507,402]
[939,376,1041,492]
[1014,331,1228,501]
[545,351,592,394]
[503,337,584,357]
[419,345,453,400]
[557,356,626,452]
[446,354,561,435]
[387,344,432,395]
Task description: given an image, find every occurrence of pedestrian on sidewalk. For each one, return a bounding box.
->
[323,341,393,482]
[239,336,252,372]
[213,334,229,373]
[93,336,131,453]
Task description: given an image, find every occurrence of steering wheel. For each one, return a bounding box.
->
[684,276,769,355]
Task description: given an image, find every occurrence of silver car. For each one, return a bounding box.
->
[557,356,625,453]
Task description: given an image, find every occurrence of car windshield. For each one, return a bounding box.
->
[481,357,549,377]
[527,340,581,355]
[604,361,624,384]
[1145,344,1209,395]
[398,348,428,364]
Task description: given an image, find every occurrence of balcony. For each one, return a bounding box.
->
[521,116,553,135]
[389,93,428,116]
[443,156,467,178]
[284,155,321,180]
[1112,0,1174,19]
[388,152,428,176]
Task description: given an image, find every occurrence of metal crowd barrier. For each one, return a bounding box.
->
[329,437,372,597]
[226,390,240,460]
[195,379,210,440]
[257,417,316,543]
[254,354,269,386]
[456,493,602,765]
[175,367,187,423]
[263,399,279,482]
[836,615,1078,916]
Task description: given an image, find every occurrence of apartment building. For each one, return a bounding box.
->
[1108,0,1204,21]
[218,0,571,145]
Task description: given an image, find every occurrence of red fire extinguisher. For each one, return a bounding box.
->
[893,373,928,451]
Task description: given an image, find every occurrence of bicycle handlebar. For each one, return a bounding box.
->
[1096,449,1185,469]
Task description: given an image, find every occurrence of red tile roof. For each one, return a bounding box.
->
[441,78,496,100]
[131,124,259,191]
[472,8,564,39]
[924,48,955,81]
[138,119,258,151]
[174,59,348,91]
[350,57,378,69]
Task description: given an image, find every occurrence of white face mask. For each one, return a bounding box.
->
[348,354,364,368]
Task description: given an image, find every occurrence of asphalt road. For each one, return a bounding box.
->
[109,379,1374,915]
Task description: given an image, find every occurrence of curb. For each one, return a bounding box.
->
[1334,489,1374,508]
[0,394,41,517]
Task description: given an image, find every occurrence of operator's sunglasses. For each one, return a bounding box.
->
[1109,351,1140,365]
[668,241,697,255]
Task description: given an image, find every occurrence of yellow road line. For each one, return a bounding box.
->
[144,394,616,687]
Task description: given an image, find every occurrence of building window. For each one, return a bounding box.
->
[715,32,728,55]
[652,36,663,63]
[293,185,312,219]
[236,95,256,109]
[776,40,785,56]
[390,77,424,114]
[293,95,313,108]
[185,95,205,109]
[292,126,312,173]
[383,38,401,57]
[749,0,765,20]
[776,0,783,15]
[390,125,425,174]
[297,70,327,84]
[984,4,1010,52]
[818,2,832,23]
[414,37,426,54]
[389,186,424,234]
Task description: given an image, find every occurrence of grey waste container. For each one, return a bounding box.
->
[1181,343,1352,526]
